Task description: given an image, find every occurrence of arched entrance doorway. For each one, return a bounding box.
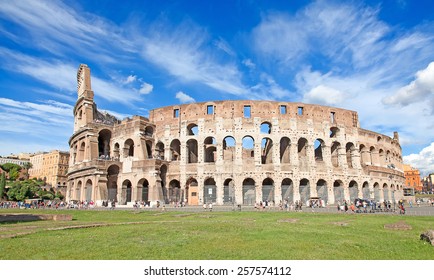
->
[204,178,217,204]
[242,178,256,205]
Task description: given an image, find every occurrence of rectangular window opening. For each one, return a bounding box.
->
[280,105,287,114]
[297,106,303,116]
[207,105,214,115]
[173,109,179,118]
[244,105,251,118]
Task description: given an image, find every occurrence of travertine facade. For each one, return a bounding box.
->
[67,64,405,206]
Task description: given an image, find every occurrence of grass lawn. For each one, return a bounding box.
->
[1,209,433,260]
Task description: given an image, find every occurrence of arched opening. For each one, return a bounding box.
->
[370,146,377,165]
[280,137,291,164]
[383,183,390,202]
[156,142,165,160]
[261,137,273,164]
[168,179,181,204]
[76,181,82,200]
[223,136,236,161]
[359,144,369,166]
[379,149,385,167]
[223,178,235,204]
[242,136,255,161]
[107,165,119,202]
[187,139,198,163]
[204,137,217,163]
[160,164,168,202]
[124,139,134,157]
[316,179,328,204]
[299,178,310,204]
[146,140,153,159]
[349,180,358,202]
[260,122,272,134]
[362,181,370,199]
[281,178,294,204]
[298,138,308,167]
[98,129,111,159]
[262,178,274,202]
[186,177,198,205]
[330,127,339,138]
[170,139,181,161]
[314,139,324,161]
[78,142,85,162]
[204,178,217,204]
[122,179,132,205]
[242,178,256,205]
[346,142,355,168]
[141,179,149,202]
[144,126,153,137]
[113,143,120,159]
[373,182,381,202]
[85,179,92,201]
[333,180,344,204]
[331,142,340,167]
[187,123,198,136]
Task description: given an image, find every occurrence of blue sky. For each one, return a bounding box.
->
[1,0,434,174]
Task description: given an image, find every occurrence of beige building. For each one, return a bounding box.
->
[67,64,405,206]
[29,150,70,191]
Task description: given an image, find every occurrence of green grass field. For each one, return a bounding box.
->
[1,209,433,260]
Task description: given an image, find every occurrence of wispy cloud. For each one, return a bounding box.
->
[176,91,195,103]
[139,82,153,95]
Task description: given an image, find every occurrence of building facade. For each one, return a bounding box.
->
[29,150,70,191]
[403,164,423,191]
[66,64,405,206]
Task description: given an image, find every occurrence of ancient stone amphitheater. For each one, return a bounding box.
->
[66,64,404,206]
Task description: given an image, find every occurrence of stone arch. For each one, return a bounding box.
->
[204,137,217,163]
[373,182,381,202]
[261,137,273,164]
[333,180,344,204]
[168,179,181,204]
[122,179,132,205]
[223,178,235,204]
[107,165,119,202]
[260,121,272,134]
[362,181,370,199]
[85,179,92,201]
[349,180,358,202]
[242,136,255,161]
[330,127,340,138]
[314,138,325,161]
[76,180,82,200]
[113,143,120,159]
[299,178,310,204]
[331,141,340,167]
[204,177,217,204]
[124,139,134,157]
[383,183,390,202]
[186,177,198,205]
[187,139,198,163]
[223,136,236,160]
[281,178,294,203]
[170,139,181,161]
[316,179,328,204]
[78,141,86,162]
[379,149,385,166]
[138,178,149,202]
[280,137,291,164]
[242,178,256,205]
[370,146,377,165]
[145,140,153,159]
[159,164,168,202]
[144,126,153,136]
[262,178,274,202]
[156,141,165,160]
[187,123,198,136]
[98,129,112,158]
[346,142,355,168]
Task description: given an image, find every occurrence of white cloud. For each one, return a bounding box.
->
[124,75,137,84]
[242,59,256,70]
[382,62,434,107]
[175,91,195,103]
[303,85,346,106]
[404,142,434,176]
[139,82,153,94]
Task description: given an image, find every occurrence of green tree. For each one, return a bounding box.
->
[22,162,32,180]
[1,163,22,181]
[0,172,6,200]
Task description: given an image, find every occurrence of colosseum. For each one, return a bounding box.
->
[66,64,405,207]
